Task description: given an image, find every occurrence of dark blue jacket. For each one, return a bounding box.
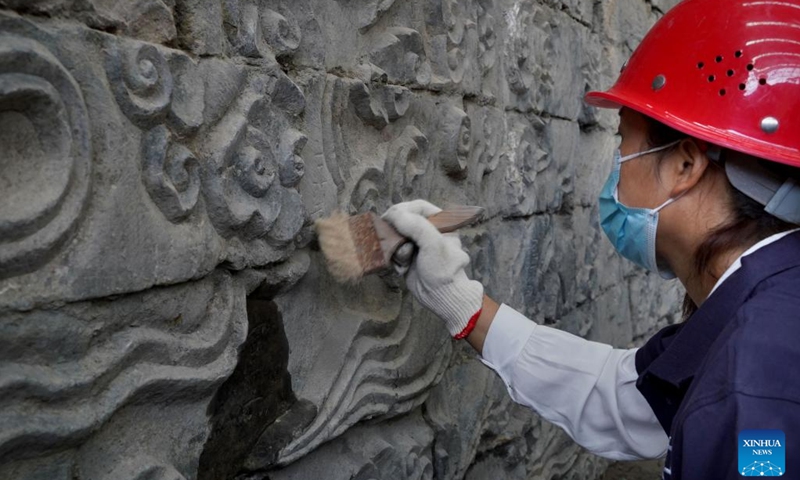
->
[635,230,800,479]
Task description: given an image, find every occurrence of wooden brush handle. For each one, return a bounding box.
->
[426,205,485,233]
[375,205,485,271]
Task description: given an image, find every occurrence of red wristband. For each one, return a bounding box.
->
[453,307,482,340]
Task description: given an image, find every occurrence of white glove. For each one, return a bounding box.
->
[381,200,485,339]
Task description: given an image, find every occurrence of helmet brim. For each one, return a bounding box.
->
[584,90,623,109]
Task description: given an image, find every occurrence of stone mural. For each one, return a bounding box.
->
[0,0,683,478]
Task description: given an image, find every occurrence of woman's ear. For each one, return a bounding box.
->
[666,138,710,197]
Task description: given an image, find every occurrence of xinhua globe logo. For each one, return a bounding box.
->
[739,430,785,476]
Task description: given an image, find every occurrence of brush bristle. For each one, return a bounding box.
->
[314,211,365,283]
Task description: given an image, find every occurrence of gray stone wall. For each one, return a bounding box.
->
[0,0,683,478]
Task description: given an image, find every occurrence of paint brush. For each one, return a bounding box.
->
[314,205,485,283]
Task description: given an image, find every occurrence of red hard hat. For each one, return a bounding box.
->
[585,0,800,169]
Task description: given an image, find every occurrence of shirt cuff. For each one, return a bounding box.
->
[479,303,538,379]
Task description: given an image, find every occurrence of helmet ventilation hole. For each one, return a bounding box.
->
[759,78,767,85]
[694,52,754,96]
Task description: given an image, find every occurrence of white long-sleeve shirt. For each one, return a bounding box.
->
[478,229,800,461]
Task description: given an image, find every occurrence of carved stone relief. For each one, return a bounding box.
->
[0,1,682,479]
[425,0,480,89]
[142,125,202,223]
[223,0,302,60]
[0,270,248,480]
[0,13,310,309]
[370,27,432,87]
[0,34,91,279]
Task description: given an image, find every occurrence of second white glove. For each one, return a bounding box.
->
[381,200,484,338]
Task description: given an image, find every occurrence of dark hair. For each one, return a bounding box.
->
[642,115,798,319]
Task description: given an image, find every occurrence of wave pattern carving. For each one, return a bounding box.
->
[0,271,247,469]
[276,301,451,465]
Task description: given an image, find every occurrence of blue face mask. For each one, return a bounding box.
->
[599,140,684,279]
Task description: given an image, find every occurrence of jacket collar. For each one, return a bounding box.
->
[645,230,800,387]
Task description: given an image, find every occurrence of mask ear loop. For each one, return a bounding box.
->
[615,140,683,205]
[619,140,682,164]
[653,193,683,213]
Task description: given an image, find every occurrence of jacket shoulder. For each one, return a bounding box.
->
[726,269,800,400]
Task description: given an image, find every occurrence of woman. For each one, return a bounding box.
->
[381,0,800,478]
